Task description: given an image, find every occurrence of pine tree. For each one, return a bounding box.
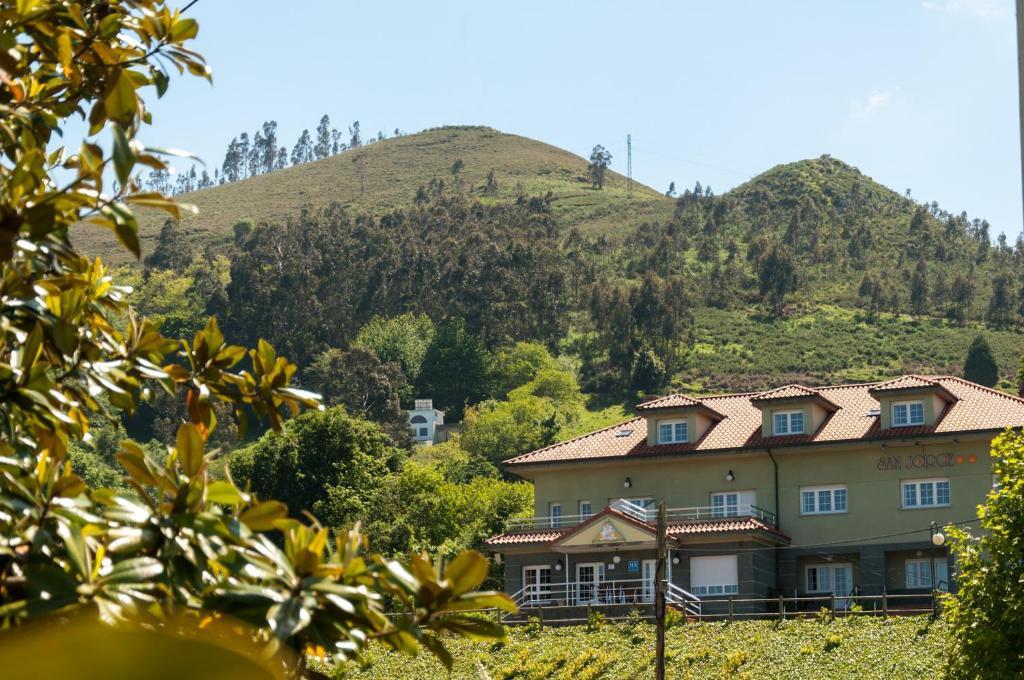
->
[666,181,676,197]
[237,132,250,179]
[221,137,242,183]
[348,121,361,148]
[275,145,287,170]
[963,335,999,387]
[315,115,331,159]
[909,258,929,315]
[262,121,278,173]
[291,129,313,166]
[986,273,1017,328]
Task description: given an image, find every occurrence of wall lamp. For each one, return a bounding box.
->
[623,477,632,489]
[726,470,735,482]
[672,554,680,565]
[554,559,563,572]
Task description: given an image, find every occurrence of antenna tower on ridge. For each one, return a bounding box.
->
[626,133,633,199]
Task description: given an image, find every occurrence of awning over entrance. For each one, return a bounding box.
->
[485,506,790,551]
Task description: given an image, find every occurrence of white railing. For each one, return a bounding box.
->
[509,578,702,617]
[504,502,777,532]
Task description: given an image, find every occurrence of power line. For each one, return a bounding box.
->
[670,514,987,554]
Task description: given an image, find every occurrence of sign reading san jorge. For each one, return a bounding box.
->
[876,452,975,471]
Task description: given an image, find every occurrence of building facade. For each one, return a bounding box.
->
[485,376,1024,612]
[407,398,445,445]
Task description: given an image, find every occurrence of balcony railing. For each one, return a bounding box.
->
[504,500,777,532]
[507,578,702,617]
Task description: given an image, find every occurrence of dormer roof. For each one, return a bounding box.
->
[503,376,1024,467]
[868,375,958,403]
[635,394,725,419]
[750,384,839,411]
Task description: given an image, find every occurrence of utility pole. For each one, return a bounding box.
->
[655,501,667,680]
[1017,0,1024,229]
[626,134,633,199]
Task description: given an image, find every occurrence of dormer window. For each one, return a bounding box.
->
[658,420,688,444]
[892,401,924,427]
[773,410,804,435]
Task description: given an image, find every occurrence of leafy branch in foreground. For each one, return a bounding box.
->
[0,2,512,676]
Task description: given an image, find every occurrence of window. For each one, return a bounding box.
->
[773,410,805,435]
[892,401,925,427]
[901,479,950,509]
[418,427,428,437]
[906,558,949,591]
[711,492,739,518]
[657,420,688,444]
[690,555,739,596]
[579,500,592,519]
[806,563,852,594]
[549,503,562,528]
[800,485,848,514]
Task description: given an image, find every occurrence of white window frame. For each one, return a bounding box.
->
[710,491,739,518]
[773,410,805,435]
[549,502,562,528]
[657,419,688,444]
[901,478,950,509]
[800,485,848,515]
[805,563,853,595]
[579,499,592,519]
[522,564,553,605]
[892,400,925,427]
[905,558,949,591]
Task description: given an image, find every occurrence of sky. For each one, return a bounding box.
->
[143,0,1022,236]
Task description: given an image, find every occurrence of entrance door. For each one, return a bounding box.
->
[576,562,604,605]
[642,559,657,603]
[522,565,552,605]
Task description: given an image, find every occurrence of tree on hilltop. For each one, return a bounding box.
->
[588,144,612,189]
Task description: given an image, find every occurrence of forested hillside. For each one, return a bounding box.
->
[67,124,1024,571]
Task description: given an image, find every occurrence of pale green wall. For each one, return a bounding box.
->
[530,452,776,518]
[527,434,993,547]
[775,436,990,546]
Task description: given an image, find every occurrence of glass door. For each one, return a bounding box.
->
[642,559,657,602]
[523,565,552,606]
[576,562,604,605]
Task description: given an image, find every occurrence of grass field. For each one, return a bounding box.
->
[76,126,674,263]
[332,615,948,679]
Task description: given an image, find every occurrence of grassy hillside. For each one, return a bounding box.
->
[333,616,947,679]
[76,126,673,263]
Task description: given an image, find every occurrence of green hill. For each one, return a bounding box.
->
[76,126,673,263]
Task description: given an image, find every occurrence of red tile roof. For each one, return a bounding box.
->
[485,530,569,546]
[485,516,790,547]
[636,394,701,411]
[751,384,839,410]
[504,376,1024,466]
[868,374,957,402]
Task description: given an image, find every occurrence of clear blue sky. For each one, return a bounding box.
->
[145,0,1021,236]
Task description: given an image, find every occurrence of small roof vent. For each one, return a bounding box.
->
[615,429,634,438]
[866,408,881,417]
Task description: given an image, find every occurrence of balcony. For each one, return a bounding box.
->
[505,499,777,532]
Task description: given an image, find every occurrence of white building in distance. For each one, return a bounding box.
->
[407,398,445,445]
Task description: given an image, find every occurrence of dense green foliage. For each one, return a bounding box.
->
[0,5,511,676]
[334,615,949,679]
[945,430,1024,679]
